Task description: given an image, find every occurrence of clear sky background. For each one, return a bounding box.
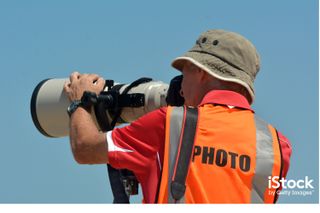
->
[0,0,318,204]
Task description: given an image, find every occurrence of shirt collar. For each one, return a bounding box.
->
[198,90,253,111]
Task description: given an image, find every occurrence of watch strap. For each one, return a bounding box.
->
[67,100,83,117]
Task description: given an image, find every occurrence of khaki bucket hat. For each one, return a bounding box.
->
[171,29,260,103]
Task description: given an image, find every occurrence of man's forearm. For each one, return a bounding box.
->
[69,107,109,164]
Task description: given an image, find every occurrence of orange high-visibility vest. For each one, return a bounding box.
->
[157,105,283,203]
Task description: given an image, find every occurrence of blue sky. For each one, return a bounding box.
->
[0,0,318,203]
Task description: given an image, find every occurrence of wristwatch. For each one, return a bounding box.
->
[67,100,83,117]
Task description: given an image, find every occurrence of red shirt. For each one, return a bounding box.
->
[107,90,292,203]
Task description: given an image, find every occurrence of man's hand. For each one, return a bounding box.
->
[64,71,108,164]
[64,71,105,101]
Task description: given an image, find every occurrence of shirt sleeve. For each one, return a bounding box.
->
[106,107,167,175]
[278,131,292,179]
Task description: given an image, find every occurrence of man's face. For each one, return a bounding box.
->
[180,61,203,106]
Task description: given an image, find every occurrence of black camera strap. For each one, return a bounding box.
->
[83,78,152,203]
[109,77,152,129]
[107,165,130,203]
[102,78,152,203]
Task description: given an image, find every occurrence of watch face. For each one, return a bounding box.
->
[68,100,82,116]
[68,102,75,111]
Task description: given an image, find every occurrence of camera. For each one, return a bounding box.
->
[31,76,183,138]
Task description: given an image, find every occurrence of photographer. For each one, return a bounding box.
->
[64,29,292,203]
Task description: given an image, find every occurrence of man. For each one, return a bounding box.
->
[64,29,292,203]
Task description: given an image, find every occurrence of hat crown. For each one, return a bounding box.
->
[191,30,260,79]
[171,29,262,103]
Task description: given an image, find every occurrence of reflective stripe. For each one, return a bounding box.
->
[251,116,275,203]
[167,107,185,203]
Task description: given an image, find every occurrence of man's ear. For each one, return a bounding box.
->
[199,69,209,82]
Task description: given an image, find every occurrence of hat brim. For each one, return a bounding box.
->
[171,51,255,103]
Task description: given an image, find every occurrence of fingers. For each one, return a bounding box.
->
[82,74,104,88]
[85,74,101,84]
[70,72,102,83]
[68,71,104,89]
[65,72,105,101]
[95,77,105,86]
[70,71,80,82]
[63,81,71,93]
[88,74,100,80]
